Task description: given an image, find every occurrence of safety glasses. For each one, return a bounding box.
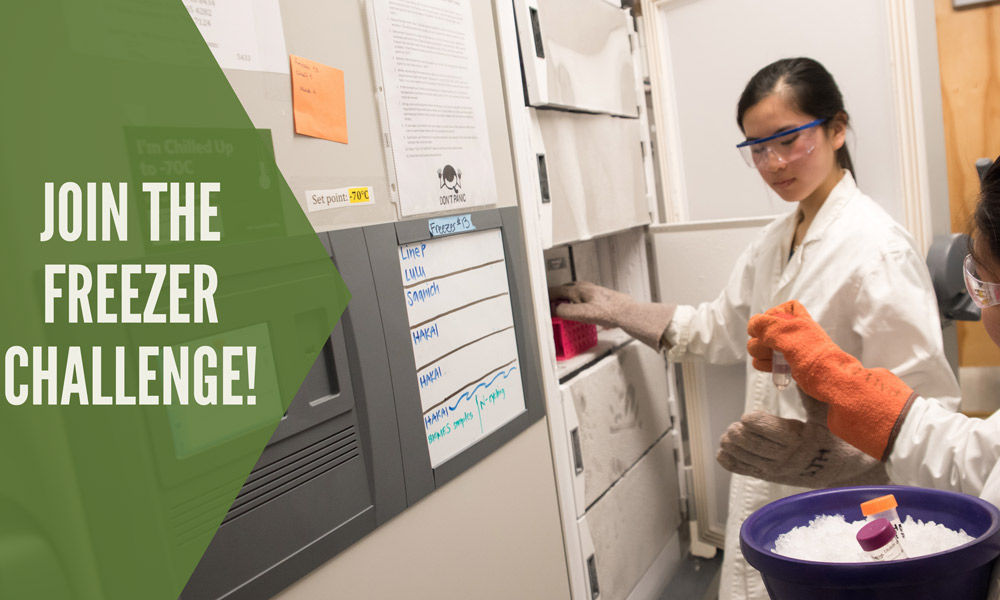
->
[964,253,1000,308]
[736,118,827,169]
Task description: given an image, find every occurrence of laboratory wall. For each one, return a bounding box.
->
[643,0,906,224]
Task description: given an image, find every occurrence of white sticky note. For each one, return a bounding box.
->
[185,0,290,74]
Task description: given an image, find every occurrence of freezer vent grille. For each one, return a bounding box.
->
[167,426,360,543]
[223,426,360,524]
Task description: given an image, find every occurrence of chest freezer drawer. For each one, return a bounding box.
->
[514,0,638,117]
[561,342,672,517]
[576,433,681,600]
[534,109,650,246]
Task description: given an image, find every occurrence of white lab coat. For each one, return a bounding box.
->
[665,171,961,600]
[888,400,1000,599]
[889,400,1000,508]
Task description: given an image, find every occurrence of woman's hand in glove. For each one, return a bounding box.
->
[716,391,889,488]
[549,281,676,350]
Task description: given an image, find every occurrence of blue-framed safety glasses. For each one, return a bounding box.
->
[736,118,828,169]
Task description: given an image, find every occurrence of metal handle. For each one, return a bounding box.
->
[586,553,600,599]
[536,153,550,204]
[570,426,584,475]
[529,7,545,58]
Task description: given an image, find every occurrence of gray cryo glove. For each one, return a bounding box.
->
[716,390,889,488]
[549,281,677,350]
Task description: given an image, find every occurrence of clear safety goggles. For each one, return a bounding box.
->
[964,253,1000,308]
[736,118,827,169]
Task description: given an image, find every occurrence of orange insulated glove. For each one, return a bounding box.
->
[746,300,917,460]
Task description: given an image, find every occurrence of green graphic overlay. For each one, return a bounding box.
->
[0,2,349,598]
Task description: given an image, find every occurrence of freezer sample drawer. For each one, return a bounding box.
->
[563,341,672,514]
[577,433,680,600]
[515,0,638,117]
[535,109,649,245]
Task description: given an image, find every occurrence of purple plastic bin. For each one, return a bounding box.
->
[741,485,1000,599]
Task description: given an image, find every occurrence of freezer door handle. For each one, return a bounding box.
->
[570,426,584,475]
[586,552,601,599]
[528,6,545,58]
[536,153,550,204]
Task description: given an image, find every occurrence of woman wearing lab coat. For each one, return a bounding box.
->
[550,57,960,600]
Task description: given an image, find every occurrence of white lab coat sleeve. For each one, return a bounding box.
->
[665,235,759,365]
[851,246,961,409]
[887,398,1000,500]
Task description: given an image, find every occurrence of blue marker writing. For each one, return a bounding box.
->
[406,281,442,306]
[412,322,440,345]
[429,214,475,238]
[399,244,425,261]
[419,365,444,389]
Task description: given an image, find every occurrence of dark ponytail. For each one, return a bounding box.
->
[972,156,1000,270]
[737,57,854,178]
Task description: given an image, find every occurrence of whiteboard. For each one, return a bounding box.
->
[398,229,527,467]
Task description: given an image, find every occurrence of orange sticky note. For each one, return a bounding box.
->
[290,54,348,144]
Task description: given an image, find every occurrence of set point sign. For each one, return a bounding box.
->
[305,186,374,212]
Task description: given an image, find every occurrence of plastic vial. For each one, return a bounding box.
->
[772,351,791,390]
[856,517,908,561]
[861,494,906,540]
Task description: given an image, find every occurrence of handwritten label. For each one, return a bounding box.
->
[429,214,475,237]
[305,186,373,212]
[421,365,524,461]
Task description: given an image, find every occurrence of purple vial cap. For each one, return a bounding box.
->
[856,517,896,551]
